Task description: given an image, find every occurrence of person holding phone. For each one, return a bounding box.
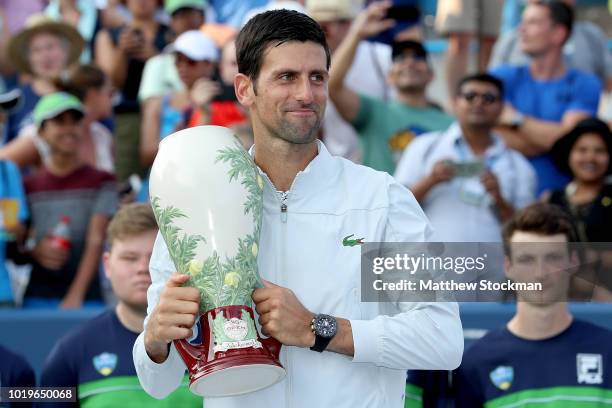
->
[395,73,536,242]
[329,1,452,175]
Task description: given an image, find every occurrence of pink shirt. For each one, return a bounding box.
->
[0,0,47,34]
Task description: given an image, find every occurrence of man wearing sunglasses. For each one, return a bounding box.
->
[329,1,452,175]
[395,73,536,242]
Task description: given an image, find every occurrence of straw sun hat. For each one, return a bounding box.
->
[8,14,85,75]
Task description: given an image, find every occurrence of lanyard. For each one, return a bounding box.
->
[454,137,501,170]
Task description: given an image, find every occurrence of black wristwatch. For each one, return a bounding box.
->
[310,314,337,352]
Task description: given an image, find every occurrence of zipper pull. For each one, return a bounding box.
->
[280,203,287,223]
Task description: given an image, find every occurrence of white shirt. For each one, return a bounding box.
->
[394,122,536,242]
[133,141,463,407]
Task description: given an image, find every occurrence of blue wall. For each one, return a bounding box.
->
[1,303,611,380]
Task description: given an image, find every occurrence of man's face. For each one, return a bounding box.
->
[103,230,157,311]
[454,80,503,129]
[237,41,328,145]
[519,5,563,57]
[175,52,214,88]
[317,19,351,52]
[505,231,574,305]
[28,32,69,79]
[170,8,204,35]
[388,50,432,93]
[39,111,83,156]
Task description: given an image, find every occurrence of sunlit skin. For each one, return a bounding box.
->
[219,40,238,85]
[126,0,158,19]
[236,41,328,147]
[453,81,502,129]
[169,8,204,36]
[103,230,157,313]
[175,52,214,89]
[86,79,115,120]
[388,51,433,93]
[28,32,70,79]
[39,111,84,158]
[519,4,566,58]
[568,133,610,184]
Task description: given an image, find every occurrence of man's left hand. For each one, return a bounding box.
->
[499,104,518,127]
[480,170,503,203]
[252,280,315,348]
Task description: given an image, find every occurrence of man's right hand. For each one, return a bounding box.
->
[350,0,395,40]
[144,273,200,363]
[428,160,455,185]
[118,27,144,56]
[32,238,69,270]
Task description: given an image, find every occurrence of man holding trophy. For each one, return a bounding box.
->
[133,8,463,408]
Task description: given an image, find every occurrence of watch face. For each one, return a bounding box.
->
[314,314,337,338]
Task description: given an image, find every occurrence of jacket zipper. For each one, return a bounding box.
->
[280,191,289,223]
[276,190,292,407]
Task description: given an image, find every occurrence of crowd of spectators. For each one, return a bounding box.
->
[0,0,611,405]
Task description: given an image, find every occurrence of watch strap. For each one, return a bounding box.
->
[310,334,332,352]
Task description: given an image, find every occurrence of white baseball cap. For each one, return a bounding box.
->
[171,30,219,62]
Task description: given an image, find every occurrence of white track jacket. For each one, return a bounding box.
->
[133,141,463,408]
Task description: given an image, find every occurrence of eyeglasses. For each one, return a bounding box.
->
[459,91,500,105]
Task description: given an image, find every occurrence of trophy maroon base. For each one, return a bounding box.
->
[174,305,285,397]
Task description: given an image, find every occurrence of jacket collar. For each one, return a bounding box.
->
[249,140,336,199]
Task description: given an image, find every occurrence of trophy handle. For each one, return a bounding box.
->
[174,339,207,367]
[260,336,282,360]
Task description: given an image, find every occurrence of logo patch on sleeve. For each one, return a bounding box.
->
[93,353,118,376]
[490,366,513,391]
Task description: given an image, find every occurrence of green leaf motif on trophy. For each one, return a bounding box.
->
[151,140,264,313]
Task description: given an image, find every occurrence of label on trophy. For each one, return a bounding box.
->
[224,318,248,340]
[213,310,262,353]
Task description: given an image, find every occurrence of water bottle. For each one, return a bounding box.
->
[49,215,71,250]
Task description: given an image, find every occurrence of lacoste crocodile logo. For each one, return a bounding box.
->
[342,234,364,247]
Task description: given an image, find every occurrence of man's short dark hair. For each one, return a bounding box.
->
[236,10,331,90]
[533,0,574,43]
[502,203,578,257]
[456,73,504,99]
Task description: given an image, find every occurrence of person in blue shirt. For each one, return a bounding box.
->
[454,202,612,407]
[490,1,602,195]
[39,203,201,407]
[0,344,35,407]
[0,90,29,307]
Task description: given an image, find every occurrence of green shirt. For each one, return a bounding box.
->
[138,53,185,102]
[352,94,454,174]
